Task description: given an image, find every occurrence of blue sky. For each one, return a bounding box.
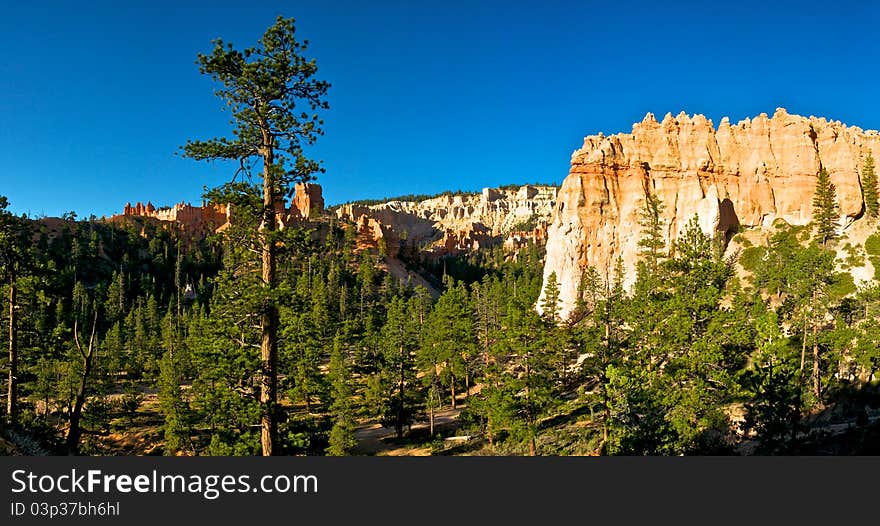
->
[1,0,878,218]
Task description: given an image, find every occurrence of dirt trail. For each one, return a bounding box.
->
[354,408,461,455]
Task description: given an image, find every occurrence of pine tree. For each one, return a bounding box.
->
[574,259,627,449]
[182,16,330,456]
[812,167,839,245]
[380,296,419,438]
[863,152,878,219]
[188,263,263,455]
[499,296,554,455]
[638,192,666,269]
[539,271,561,323]
[0,196,31,425]
[326,335,357,456]
[158,350,191,455]
[423,281,474,410]
[741,310,801,453]
[468,275,506,447]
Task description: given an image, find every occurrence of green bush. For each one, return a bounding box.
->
[739,246,766,272]
[844,243,865,268]
[732,234,753,248]
[829,273,856,299]
[871,255,880,281]
[865,233,880,256]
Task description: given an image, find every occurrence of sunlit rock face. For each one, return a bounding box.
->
[116,183,325,233]
[539,108,880,321]
[335,185,558,257]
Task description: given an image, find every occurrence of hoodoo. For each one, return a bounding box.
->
[538,108,880,321]
[335,184,557,258]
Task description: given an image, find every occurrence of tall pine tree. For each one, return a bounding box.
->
[812,167,839,245]
[182,16,330,456]
[862,152,878,219]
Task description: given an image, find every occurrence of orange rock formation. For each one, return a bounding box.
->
[335,185,558,258]
[117,183,325,233]
[538,108,880,320]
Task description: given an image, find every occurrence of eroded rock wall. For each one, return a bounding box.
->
[539,108,880,320]
[335,185,558,257]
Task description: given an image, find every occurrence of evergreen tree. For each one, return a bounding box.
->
[863,152,879,219]
[65,286,99,455]
[574,259,627,449]
[637,192,666,270]
[158,349,191,455]
[742,311,801,454]
[499,296,554,455]
[812,167,839,245]
[611,216,747,454]
[326,335,357,455]
[182,16,330,456]
[423,280,473,410]
[539,271,561,323]
[0,196,31,425]
[188,262,263,455]
[379,296,420,438]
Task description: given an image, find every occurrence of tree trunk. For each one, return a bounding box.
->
[525,360,536,456]
[67,353,93,454]
[396,349,405,439]
[173,246,181,361]
[429,404,434,436]
[800,315,808,375]
[6,274,16,424]
[304,384,311,414]
[812,322,820,400]
[603,322,611,445]
[487,418,493,447]
[602,386,610,445]
[259,135,278,457]
[450,373,456,410]
[67,314,97,455]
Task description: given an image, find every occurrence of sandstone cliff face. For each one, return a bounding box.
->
[539,108,880,320]
[290,183,324,220]
[335,185,557,258]
[115,183,324,233]
[120,200,229,233]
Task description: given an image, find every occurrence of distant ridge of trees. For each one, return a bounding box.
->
[330,181,561,209]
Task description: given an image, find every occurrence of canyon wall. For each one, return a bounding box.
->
[120,200,229,233]
[334,185,557,257]
[538,108,880,320]
[116,182,324,232]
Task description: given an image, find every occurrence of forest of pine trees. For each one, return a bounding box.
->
[1,158,880,456]
[2,17,880,457]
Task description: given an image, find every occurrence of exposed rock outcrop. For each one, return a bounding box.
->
[335,185,557,258]
[115,183,325,234]
[538,108,880,320]
[290,182,324,220]
[120,200,229,233]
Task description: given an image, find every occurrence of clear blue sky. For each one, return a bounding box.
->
[1,0,878,218]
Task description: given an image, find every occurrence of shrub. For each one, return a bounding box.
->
[739,246,766,272]
[865,233,880,256]
[829,273,856,299]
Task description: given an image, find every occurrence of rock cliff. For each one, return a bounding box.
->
[334,185,557,258]
[538,108,880,320]
[119,200,229,233]
[114,183,324,233]
[290,182,324,220]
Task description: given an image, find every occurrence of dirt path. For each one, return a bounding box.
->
[353,408,461,455]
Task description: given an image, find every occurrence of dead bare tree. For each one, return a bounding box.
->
[66,311,98,455]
